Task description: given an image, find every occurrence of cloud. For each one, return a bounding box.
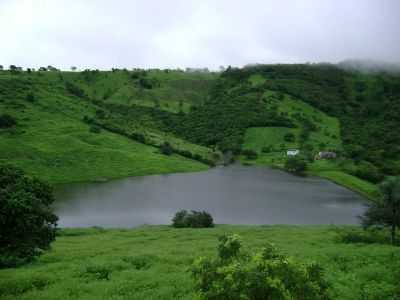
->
[0,0,399,70]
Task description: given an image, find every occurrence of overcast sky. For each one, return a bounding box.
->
[1,0,399,70]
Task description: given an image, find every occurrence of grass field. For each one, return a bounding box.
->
[0,225,398,300]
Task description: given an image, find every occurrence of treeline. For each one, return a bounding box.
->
[168,81,295,153]
[82,114,215,166]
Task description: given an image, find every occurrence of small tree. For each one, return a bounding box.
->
[0,65,3,71]
[0,165,58,267]
[285,156,308,175]
[361,176,400,245]
[160,142,174,155]
[71,66,77,71]
[191,234,331,299]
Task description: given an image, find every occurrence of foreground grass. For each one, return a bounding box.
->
[0,226,398,300]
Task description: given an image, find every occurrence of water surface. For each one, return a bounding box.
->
[54,166,365,227]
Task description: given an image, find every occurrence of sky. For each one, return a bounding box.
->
[1,0,399,70]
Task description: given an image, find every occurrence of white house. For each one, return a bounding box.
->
[286,149,299,156]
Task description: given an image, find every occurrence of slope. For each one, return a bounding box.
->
[0,71,209,184]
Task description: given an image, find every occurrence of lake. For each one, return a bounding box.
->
[54,165,366,227]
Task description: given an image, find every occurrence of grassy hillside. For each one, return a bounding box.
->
[243,90,342,153]
[239,88,380,198]
[0,71,214,184]
[0,225,398,300]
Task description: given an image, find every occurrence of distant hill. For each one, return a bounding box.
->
[1,64,399,196]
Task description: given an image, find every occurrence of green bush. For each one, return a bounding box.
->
[0,165,58,268]
[353,160,383,183]
[262,146,273,153]
[0,114,17,128]
[284,156,308,175]
[191,234,331,300]
[172,210,214,228]
[160,142,174,155]
[25,92,35,103]
[89,125,101,133]
[242,149,258,160]
[65,81,86,98]
[84,265,111,280]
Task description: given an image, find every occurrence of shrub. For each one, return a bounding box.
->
[84,265,111,280]
[160,142,174,155]
[0,165,58,268]
[25,92,35,102]
[172,210,214,228]
[131,132,146,144]
[122,254,156,270]
[65,81,86,98]
[95,109,106,119]
[89,125,101,133]
[262,146,273,153]
[284,156,308,175]
[242,149,258,160]
[284,132,295,142]
[191,234,331,300]
[0,114,17,128]
[353,160,383,183]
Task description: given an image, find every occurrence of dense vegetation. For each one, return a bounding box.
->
[222,64,400,180]
[362,176,400,245]
[1,64,400,299]
[0,165,57,268]
[1,64,399,192]
[172,210,214,228]
[192,234,331,299]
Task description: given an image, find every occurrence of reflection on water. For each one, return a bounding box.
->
[54,165,366,227]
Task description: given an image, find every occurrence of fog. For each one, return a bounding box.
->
[0,0,399,70]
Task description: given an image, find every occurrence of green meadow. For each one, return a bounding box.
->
[0,226,398,300]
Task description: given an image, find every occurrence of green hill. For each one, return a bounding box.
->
[0,70,215,184]
[1,64,399,195]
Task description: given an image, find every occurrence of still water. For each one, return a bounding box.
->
[54,165,366,227]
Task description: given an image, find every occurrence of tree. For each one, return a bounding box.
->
[71,66,77,71]
[285,156,308,175]
[0,65,3,71]
[191,234,331,300]
[361,176,400,245]
[0,165,58,267]
[172,210,214,228]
